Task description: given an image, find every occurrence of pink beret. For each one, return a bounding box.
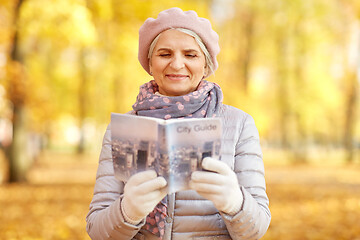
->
[138,7,220,77]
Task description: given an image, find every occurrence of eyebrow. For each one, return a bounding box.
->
[155,48,171,52]
[156,48,201,53]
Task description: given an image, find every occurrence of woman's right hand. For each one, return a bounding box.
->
[121,170,167,224]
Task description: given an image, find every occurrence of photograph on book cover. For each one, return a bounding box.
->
[111,115,158,181]
[163,120,221,193]
[111,114,222,193]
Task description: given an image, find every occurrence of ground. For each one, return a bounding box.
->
[0,150,359,240]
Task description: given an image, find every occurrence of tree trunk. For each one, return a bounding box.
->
[343,71,358,163]
[275,32,291,150]
[77,47,88,154]
[8,104,29,182]
[339,0,360,163]
[292,17,308,163]
[6,0,30,182]
[241,10,255,94]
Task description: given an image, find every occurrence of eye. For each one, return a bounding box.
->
[159,53,171,57]
[186,54,197,58]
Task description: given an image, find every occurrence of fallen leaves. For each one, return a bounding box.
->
[0,152,359,239]
[264,165,360,240]
[0,184,93,240]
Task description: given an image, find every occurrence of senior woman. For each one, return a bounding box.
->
[86,7,271,240]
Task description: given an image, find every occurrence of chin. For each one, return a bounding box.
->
[166,90,189,96]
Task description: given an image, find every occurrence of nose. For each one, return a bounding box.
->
[169,54,185,70]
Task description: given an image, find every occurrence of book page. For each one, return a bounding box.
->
[111,113,159,182]
[165,118,222,193]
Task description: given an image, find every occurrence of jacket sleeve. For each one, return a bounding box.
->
[221,113,271,240]
[86,124,145,240]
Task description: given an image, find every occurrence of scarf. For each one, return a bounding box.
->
[132,80,223,238]
[132,80,223,119]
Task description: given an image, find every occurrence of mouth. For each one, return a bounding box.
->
[165,74,189,81]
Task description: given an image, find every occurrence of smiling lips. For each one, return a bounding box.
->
[166,74,189,80]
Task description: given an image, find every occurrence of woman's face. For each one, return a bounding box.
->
[149,29,207,96]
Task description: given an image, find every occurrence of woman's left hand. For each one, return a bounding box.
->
[189,157,243,215]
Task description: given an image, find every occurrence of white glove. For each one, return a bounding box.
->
[121,170,167,224]
[189,157,243,215]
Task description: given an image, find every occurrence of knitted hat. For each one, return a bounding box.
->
[138,7,220,77]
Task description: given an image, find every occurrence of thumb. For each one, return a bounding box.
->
[202,157,232,176]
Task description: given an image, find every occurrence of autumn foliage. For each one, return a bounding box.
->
[0,0,360,239]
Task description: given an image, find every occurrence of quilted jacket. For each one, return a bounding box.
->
[86,104,271,240]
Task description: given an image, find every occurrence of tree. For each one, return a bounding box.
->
[338,0,360,163]
[6,0,30,182]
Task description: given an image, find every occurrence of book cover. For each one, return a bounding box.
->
[111,113,222,193]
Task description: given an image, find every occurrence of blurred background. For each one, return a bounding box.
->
[0,0,359,239]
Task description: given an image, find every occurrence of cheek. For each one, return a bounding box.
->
[151,60,167,73]
[191,63,206,76]
[192,58,206,74]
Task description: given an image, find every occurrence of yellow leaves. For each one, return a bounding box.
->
[0,183,93,240]
[5,60,28,105]
[1,151,360,239]
[90,0,113,21]
[266,185,360,239]
[265,161,360,240]
[68,3,97,46]
[20,0,97,46]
